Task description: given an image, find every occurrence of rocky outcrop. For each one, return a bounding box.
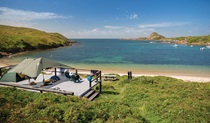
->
[123,32,166,41]
[148,32,165,40]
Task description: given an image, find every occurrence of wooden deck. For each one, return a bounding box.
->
[0,73,98,96]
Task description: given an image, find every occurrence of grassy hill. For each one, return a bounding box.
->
[0,25,75,56]
[172,35,210,45]
[0,76,209,122]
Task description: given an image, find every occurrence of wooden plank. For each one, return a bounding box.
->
[88,92,99,101]
[0,82,74,95]
[104,75,117,78]
[84,89,95,98]
[104,74,117,81]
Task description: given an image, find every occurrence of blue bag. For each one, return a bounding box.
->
[87,76,92,81]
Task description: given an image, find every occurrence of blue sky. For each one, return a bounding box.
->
[0,0,210,38]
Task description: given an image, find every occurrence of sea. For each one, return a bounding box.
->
[5,39,210,77]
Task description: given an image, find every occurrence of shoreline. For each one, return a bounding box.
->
[1,60,210,83]
[100,69,210,82]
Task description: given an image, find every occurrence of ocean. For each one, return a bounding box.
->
[7,39,210,77]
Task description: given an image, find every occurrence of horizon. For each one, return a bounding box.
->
[0,0,210,38]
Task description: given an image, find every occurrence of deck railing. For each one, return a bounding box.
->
[89,70,102,93]
[66,68,102,93]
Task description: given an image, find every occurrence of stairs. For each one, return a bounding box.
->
[81,89,99,101]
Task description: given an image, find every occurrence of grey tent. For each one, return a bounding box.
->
[9,57,71,78]
[0,72,25,82]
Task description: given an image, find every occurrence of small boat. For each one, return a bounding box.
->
[200,47,206,50]
[190,45,193,47]
[206,46,210,49]
[173,44,178,47]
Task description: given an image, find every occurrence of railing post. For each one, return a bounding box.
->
[99,71,102,93]
[75,69,78,74]
[89,80,91,88]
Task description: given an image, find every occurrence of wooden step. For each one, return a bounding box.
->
[83,89,95,98]
[88,92,99,101]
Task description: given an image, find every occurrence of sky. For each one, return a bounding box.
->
[0,0,210,38]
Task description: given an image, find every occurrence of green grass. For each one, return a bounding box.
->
[171,35,210,45]
[0,76,210,123]
[0,25,72,53]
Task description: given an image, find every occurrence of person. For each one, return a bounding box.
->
[69,72,74,77]
[74,73,81,82]
[64,70,70,78]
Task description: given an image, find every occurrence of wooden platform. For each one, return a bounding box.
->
[0,73,98,96]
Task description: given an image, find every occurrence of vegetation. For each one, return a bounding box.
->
[1,76,210,123]
[186,35,210,45]
[124,32,210,45]
[171,35,210,45]
[0,25,75,56]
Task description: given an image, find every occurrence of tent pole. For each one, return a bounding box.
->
[55,68,57,76]
[0,68,2,78]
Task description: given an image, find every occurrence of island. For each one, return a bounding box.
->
[0,25,76,58]
[122,32,210,46]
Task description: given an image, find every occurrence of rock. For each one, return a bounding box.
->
[148,32,165,40]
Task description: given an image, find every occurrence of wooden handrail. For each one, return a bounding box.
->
[89,70,102,93]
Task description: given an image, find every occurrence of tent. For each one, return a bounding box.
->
[0,72,25,82]
[8,57,72,78]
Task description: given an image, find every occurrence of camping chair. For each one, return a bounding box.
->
[65,73,76,82]
[71,75,81,82]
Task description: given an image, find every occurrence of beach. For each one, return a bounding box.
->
[1,59,210,83]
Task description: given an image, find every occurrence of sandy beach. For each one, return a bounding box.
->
[1,60,210,83]
[0,58,18,67]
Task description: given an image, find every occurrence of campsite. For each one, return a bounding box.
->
[0,57,102,100]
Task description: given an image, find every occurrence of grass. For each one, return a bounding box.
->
[0,25,72,54]
[0,75,210,123]
[172,35,210,45]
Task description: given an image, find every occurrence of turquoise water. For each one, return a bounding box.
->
[7,39,210,76]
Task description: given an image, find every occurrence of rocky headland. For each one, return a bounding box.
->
[122,32,210,46]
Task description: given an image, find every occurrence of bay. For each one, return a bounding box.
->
[7,39,210,77]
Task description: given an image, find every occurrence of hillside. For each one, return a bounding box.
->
[0,76,209,122]
[171,35,210,45]
[0,25,76,57]
[123,32,210,45]
[127,32,165,41]
[148,32,165,40]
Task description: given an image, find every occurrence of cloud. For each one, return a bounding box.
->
[66,25,154,38]
[0,7,71,27]
[66,22,191,38]
[128,13,138,19]
[104,25,124,29]
[0,7,69,21]
[139,22,189,28]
